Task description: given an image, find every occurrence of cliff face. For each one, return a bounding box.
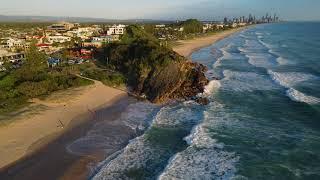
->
[98,25,209,104]
[139,60,209,104]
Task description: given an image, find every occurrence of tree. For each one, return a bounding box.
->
[14,42,47,81]
[144,24,156,35]
[181,19,203,34]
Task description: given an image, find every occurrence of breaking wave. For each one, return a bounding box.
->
[287,88,320,105]
[267,70,318,88]
[268,70,320,104]
[158,103,239,180]
[221,70,278,92]
[67,102,157,156]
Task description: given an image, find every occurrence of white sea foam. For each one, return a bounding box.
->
[67,102,157,156]
[286,88,320,105]
[276,56,291,65]
[214,46,233,68]
[268,70,318,88]
[93,136,157,180]
[258,39,273,49]
[246,53,277,68]
[153,101,203,127]
[221,70,278,92]
[239,34,250,39]
[158,146,239,180]
[158,103,239,180]
[93,102,204,179]
[242,39,269,54]
[184,122,221,148]
[214,45,245,68]
[200,80,221,97]
[268,70,320,104]
[121,102,157,131]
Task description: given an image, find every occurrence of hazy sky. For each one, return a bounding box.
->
[1,0,320,21]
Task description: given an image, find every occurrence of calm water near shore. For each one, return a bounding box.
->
[88,22,320,179]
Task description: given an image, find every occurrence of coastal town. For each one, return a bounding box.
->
[1,0,320,180]
[0,14,279,72]
[0,12,283,180]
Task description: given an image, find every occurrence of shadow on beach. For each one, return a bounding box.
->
[0,96,138,180]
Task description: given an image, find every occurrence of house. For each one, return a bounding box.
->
[82,42,103,48]
[216,24,225,29]
[82,35,119,48]
[0,38,28,50]
[107,24,125,35]
[47,22,75,32]
[66,48,94,59]
[37,43,52,51]
[0,49,25,70]
[238,22,247,27]
[0,49,25,63]
[155,24,166,28]
[67,27,102,40]
[92,35,119,43]
[47,35,71,44]
[231,23,238,28]
[47,57,61,67]
[203,23,215,32]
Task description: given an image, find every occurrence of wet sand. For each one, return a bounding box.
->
[0,96,138,180]
[0,27,250,180]
[0,79,126,169]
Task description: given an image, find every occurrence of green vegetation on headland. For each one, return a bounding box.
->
[80,66,126,87]
[0,45,92,114]
[96,25,209,103]
[0,19,213,114]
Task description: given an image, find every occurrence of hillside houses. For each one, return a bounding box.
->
[0,38,30,51]
[82,35,120,48]
[0,48,25,71]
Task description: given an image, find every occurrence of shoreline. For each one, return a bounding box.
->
[0,96,137,180]
[0,79,127,170]
[173,26,250,58]
[0,27,250,180]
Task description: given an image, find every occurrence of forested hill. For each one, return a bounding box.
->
[97,25,209,103]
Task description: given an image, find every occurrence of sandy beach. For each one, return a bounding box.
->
[0,26,249,180]
[0,78,127,170]
[173,27,248,57]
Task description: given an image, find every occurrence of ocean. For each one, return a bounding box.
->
[87,22,320,179]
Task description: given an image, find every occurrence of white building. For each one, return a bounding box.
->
[0,38,27,50]
[47,22,75,32]
[107,24,125,35]
[0,49,25,63]
[47,35,71,44]
[203,24,215,31]
[155,24,166,28]
[216,24,225,29]
[66,27,102,40]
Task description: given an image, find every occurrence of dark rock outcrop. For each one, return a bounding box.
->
[195,97,210,105]
[97,25,209,104]
[141,60,209,103]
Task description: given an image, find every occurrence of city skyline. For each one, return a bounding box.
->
[0,0,320,21]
